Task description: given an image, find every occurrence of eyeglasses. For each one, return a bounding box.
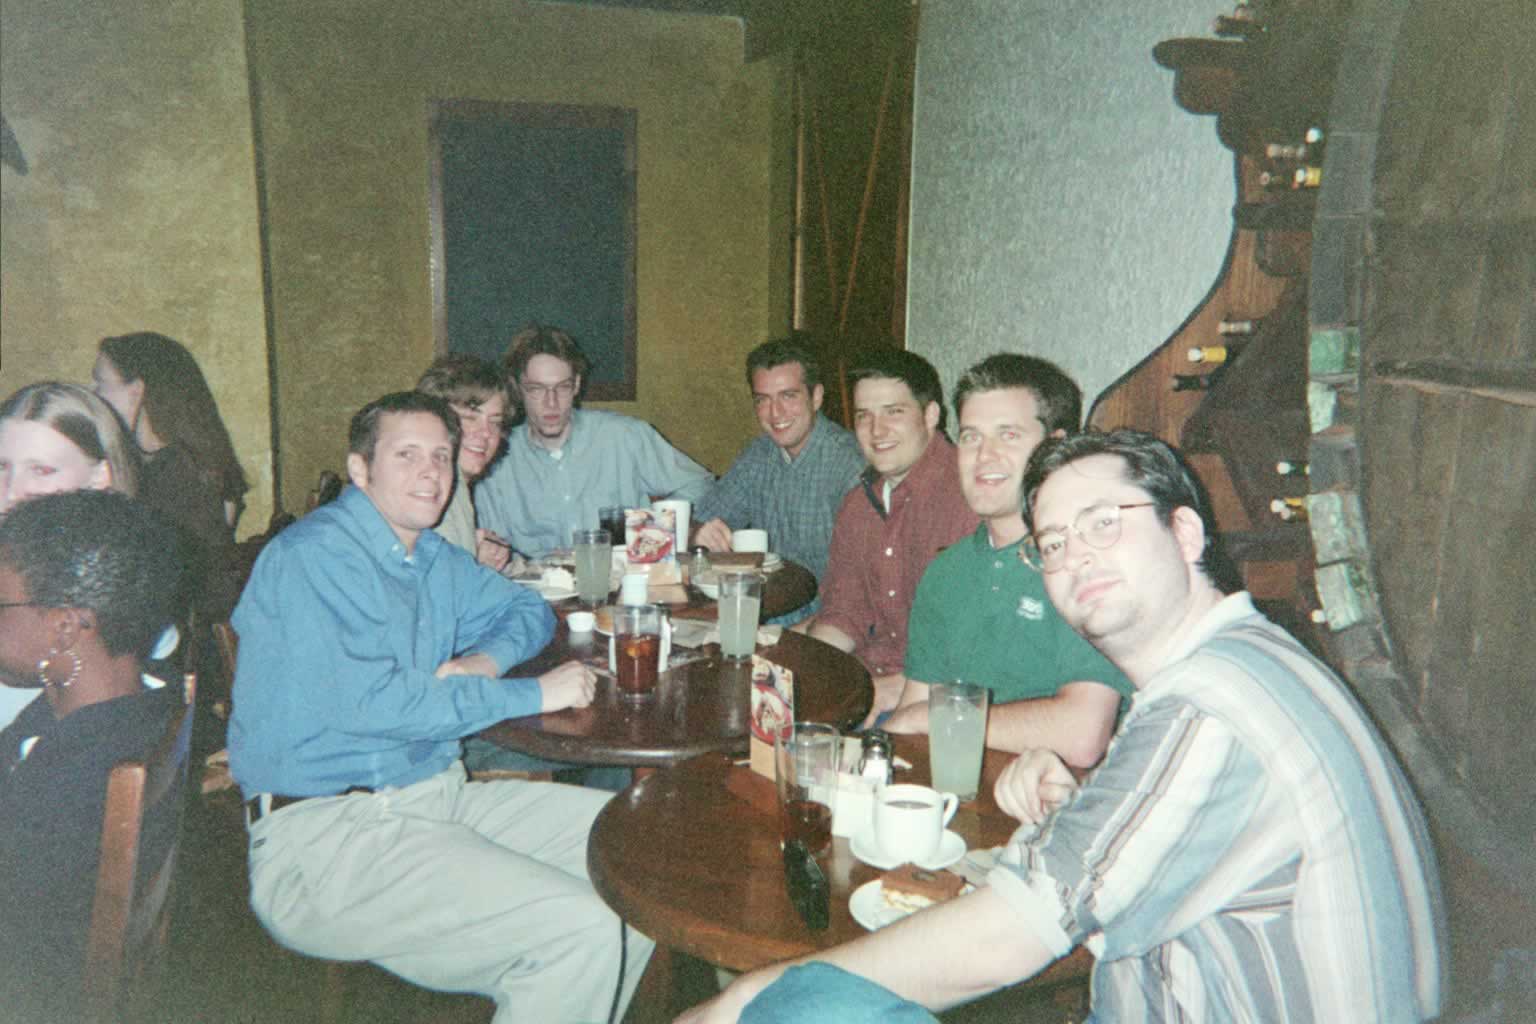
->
[0,601,38,611]
[520,379,577,402]
[1020,502,1156,573]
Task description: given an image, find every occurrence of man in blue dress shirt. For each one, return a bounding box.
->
[475,324,713,557]
[229,391,652,1023]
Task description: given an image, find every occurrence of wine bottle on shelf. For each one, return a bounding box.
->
[1259,169,1293,190]
[1274,460,1309,477]
[1172,374,1217,392]
[1187,344,1240,365]
[1270,497,1308,522]
[1218,318,1258,336]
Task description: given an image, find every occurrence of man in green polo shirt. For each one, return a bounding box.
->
[884,354,1132,768]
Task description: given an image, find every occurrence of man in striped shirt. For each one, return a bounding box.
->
[679,429,1445,1024]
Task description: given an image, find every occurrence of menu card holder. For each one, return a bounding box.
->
[748,654,795,780]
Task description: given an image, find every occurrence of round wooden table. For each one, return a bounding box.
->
[478,619,871,769]
[586,737,1092,1015]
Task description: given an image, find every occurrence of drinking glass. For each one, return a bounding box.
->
[598,506,627,546]
[572,528,611,606]
[614,604,664,701]
[717,571,763,660]
[775,722,841,857]
[928,681,989,801]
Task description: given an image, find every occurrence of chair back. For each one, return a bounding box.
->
[81,673,197,1023]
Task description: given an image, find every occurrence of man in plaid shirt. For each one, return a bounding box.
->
[693,336,865,623]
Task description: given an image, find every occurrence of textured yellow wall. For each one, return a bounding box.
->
[0,0,274,536]
[244,0,791,506]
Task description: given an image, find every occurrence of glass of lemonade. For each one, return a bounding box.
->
[716,571,763,660]
[928,681,989,800]
[572,528,612,606]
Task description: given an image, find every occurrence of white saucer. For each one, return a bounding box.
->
[849,829,966,871]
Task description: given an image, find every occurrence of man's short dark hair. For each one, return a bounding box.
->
[348,391,461,464]
[501,324,591,393]
[953,354,1082,436]
[1022,429,1240,592]
[0,490,183,659]
[745,335,822,392]
[848,349,946,430]
[416,355,510,437]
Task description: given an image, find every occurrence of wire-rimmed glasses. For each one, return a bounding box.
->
[1020,502,1156,572]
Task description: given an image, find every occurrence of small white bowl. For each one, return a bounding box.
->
[567,611,596,633]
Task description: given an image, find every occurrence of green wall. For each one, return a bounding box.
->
[0,0,274,535]
[244,0,792,506]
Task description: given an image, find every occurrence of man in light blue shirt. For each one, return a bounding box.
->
[475,324,712,557]
[229,390,652,1024]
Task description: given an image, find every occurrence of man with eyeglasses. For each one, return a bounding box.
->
[679,429,1443,1024]
[475,324,712,558]
[876,355,1132,767]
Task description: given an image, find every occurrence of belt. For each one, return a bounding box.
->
[245,786,375,823]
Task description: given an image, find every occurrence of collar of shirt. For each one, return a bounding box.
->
[1152,590,1259,678]
[858,432,956,519]
[516,407,587,460]
[336,483,445,570]
[777,413,830,466]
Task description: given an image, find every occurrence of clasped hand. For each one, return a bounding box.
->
[994,748,1078,825]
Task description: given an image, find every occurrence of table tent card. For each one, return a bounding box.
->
[748,654,795,780]
[625,507,682,585]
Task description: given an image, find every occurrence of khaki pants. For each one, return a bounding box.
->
[246,762,652,1024]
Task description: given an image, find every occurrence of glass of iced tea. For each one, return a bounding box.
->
[774,722,841,857]
[614,604,665,701]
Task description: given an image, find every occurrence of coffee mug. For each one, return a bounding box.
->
[732,528,769,553]
[872,783,959,865]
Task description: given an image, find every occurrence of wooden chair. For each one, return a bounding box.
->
[81,673,197,1024]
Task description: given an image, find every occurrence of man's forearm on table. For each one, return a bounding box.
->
[983,682,1120,768]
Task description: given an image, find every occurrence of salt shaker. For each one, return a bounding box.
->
[688,545,711,585]
[857,730,893,786]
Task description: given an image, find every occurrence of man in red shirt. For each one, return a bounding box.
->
[798,349,977,721]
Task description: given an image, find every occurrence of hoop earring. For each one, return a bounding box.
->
[38,647,83,689]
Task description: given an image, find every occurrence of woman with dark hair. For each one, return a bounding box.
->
[0,490,184,1019]
[93,331,245,620]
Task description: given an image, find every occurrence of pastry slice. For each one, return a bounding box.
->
[879,863,966,913]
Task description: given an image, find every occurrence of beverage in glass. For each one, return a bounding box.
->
[572,528,611,606]
[928,681,989,800]
[598,506,627,546]
[614,604,664,701]
[774,723,841,856]
[717,571,763,660]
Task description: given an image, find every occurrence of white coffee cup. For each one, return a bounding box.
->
[566,610,596,633]
[872,783,959,865]
[652,499,691,555]
[731,528,769,554]
[619,571,650,606]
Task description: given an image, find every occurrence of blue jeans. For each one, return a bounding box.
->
[741,963,938,1024]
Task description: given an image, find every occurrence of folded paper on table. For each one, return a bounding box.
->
[668,621,784,650]
[749,655,794,780]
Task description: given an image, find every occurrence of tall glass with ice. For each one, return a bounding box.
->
[716,571,763,660]
[928,681,989,800]
[572,528,611,606]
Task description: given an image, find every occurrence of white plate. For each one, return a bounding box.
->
[524,581,577,602]
[848,876,976,932]
[848,880,909,931]
[849,829,966,871]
